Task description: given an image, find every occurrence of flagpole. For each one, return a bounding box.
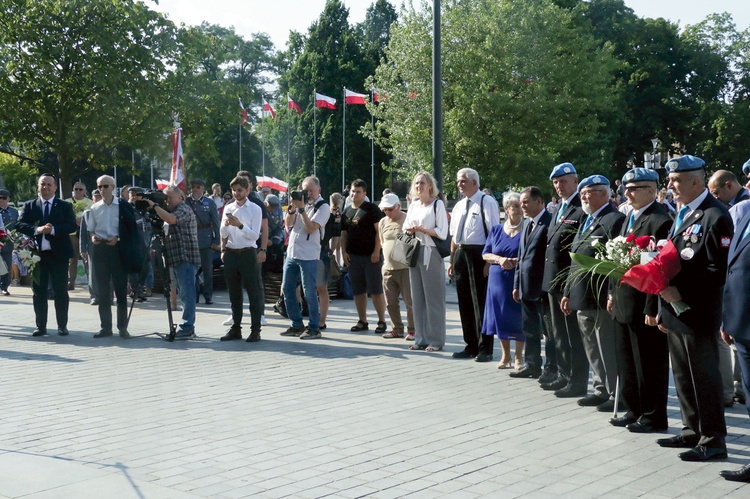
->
[371,90,375,198]
[341,87,346,192]
[261,98,266,177]
[287,96,291,178]
[239,121,242,171]
[314,88,317,177]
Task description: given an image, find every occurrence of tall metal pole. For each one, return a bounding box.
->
[131,149,136,186]
[432,0,443,193]
[371,90,375,198]
[342,87,346,193]
[238,122,242,171]
[314,89,317,177]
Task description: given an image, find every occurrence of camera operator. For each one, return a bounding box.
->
[145,185,201,339]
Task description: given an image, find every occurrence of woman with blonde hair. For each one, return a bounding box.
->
[404,172,449,352]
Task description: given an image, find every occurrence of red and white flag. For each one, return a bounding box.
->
[170,127,187,194]
[239,98,249,126]
[315,92,337,109]
[373,90,384,102]
[263,100,276,120]
[155,179,170,190]
[345,89,367,105]
[288,97,302,115]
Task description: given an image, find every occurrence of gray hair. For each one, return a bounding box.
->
[457,168,480,188]
[503,191,521,209]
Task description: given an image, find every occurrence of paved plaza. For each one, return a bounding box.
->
[1,281,749,498]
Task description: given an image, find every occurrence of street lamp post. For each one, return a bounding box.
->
[433,0,443,192]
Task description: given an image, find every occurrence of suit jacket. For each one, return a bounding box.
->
[117,200,144,274]
[542,193,586,295]
[514,210,551,301]
[565,204,625,311]
[611,202,672,324]
[0,206,19,252]
[660,193,732,335]
[16,197,76,261]
[722,208,750,340]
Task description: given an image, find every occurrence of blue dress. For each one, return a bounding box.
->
[481,223,524,341]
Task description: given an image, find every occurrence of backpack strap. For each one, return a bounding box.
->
[306,199,327,241]
[480,194,488,238]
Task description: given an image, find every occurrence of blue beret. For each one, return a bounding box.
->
[665,155,705,173]
[622,168,659,184]
[743,158,750,177]
[549,162,577,180]
[578,174,610,190]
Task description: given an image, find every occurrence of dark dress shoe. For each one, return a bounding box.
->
[510,366,541,379]
[541,378,568,391]
[205,299,213,305]
[554,385,587,398]
[626,421,667,433]
[678,446,727,462]
[220,328,243,341]
[656,434,700,448]
[474,352,493,363]
[119,330,131,339]
[32,328,48,337]
[538,369,558,384]
[596,399,626,412]
[452,350,477,359]
[58,328,69,336]
[609,415,637,427]
[246,332,261,342]
[93,330,113,338]
[720,463,750,482]
[577,394,609,407]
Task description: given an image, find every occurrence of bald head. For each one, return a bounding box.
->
[708,169,742,206]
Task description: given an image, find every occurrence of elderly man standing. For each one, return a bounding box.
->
[655,155,732,462]
[186,179,221,305]
[17,174,77,336]
[449,168,500,361]
[0,188,20,296]
[607,168,672,432]
[87,175,142,339]
[541,163,587,394]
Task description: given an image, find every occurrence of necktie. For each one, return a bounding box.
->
[672,206,689,236]
[43,201,50,223]
[626,213,635,232]
[457,199,471,243]
[556,202,567,224]
[524,219,534,245]
[582,215,593,232]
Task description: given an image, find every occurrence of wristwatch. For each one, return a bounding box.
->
[259,248,267,252]
[238,223,244,230]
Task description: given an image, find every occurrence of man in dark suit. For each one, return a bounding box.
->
[719,207,750,481]
[16,174,76,336]
[655,155,731,461]
[541,163,588,395]
[511,186,554,379]
[561,175,625,407]
[607,168,672,432]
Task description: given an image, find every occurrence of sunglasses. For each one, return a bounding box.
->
[97,185,111,189]
[0,196,7,200]
[74,188,85,191]
[624,186,651,192]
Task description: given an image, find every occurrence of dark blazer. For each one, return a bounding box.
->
[611,202,672,324]
[117,200,144,274]
[542,193,586,295]
[722,208,750,340]
[660,193,732,335]
[514,210,551,301]
[16,197,76,261]
[565,204,625,311]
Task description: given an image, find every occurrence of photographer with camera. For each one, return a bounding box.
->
[145,185,201,339]
[281,176,330,340]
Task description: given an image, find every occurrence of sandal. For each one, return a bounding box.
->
[350,320,369,332]
[497,360,512,369]
[319,323,327,330]
[425,345,443,352]
[383,331,403,339]
[375,321,387,335]
[409,344,427,350]
[405,333,415,341]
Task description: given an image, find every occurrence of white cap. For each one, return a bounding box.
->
[379,193,401,209]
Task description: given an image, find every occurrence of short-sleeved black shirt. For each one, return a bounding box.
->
[342,201,385,256]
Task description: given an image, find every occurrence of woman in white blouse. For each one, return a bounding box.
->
[404,171,449,352]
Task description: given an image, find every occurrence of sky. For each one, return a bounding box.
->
[148,0,750,50]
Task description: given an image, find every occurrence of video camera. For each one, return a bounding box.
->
[134,189,168,229]
[290,190,308,203]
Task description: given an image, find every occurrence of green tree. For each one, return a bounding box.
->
[0,0,177,194]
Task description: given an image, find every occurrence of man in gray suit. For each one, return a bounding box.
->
[186,179,220,304]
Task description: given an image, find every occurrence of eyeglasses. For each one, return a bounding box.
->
[74,188,85,191]
[97,185,111,189]
[0,196,7,200]
[624,186,651,192]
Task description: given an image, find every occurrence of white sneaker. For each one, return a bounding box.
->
[222,316,234,326]
[260,315,268,326]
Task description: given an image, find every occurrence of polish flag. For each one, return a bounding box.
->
[315,92,337,109]
[170,127,187,194]
[263,100,276,120]
[288,97,302,115]
[345,89,367,105]
[239,98,249,126]
[373,90,385,102]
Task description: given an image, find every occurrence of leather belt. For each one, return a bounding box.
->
[458,244,484,249]
[197,223,212,229]
[224,247,255,254]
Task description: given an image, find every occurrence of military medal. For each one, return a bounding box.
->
[690,235,698,243]
[680,247,694,260]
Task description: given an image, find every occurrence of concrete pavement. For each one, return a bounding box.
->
[0,281,749,498]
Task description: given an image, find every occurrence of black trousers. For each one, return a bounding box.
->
[196,246,214,300]
[92,244,128,332]
[454,245,492,355]
[547,291,588,387]
[668,327,726,448]
[223,249,262,333]
[614,318,669,427]
[32,252,69,329]
[521,298,556,371]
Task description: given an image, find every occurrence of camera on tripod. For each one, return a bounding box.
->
[134,189,169,229]
[290,190,308,203]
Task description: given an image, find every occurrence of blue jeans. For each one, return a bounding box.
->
[173,261,198,332]
[282,257,319,331]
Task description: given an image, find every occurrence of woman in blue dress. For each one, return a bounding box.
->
[481,192,525,369]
